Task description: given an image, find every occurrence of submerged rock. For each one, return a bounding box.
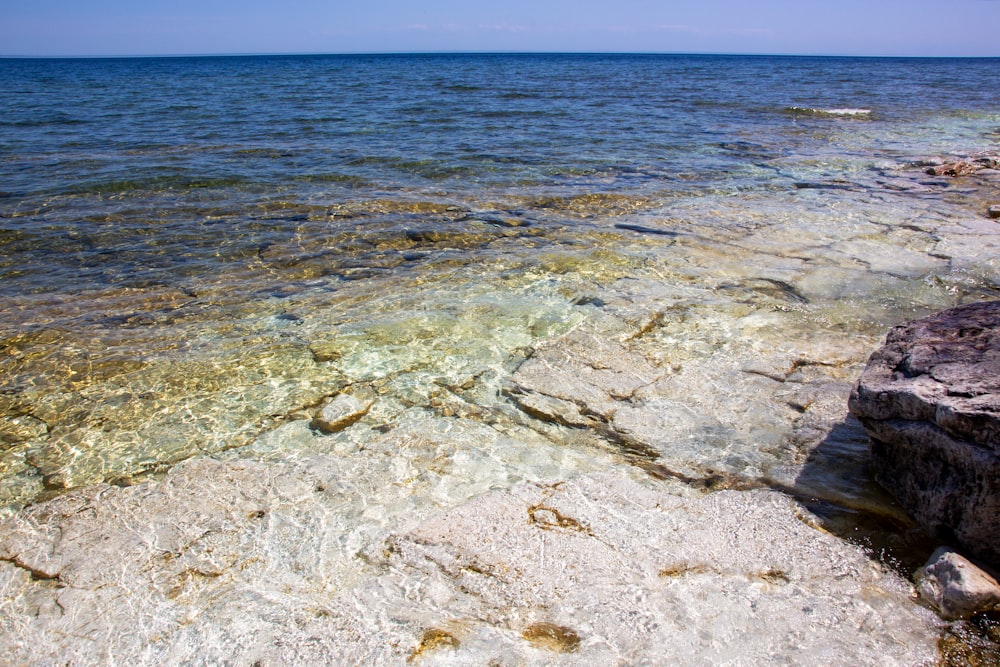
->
[926,156,1000,177]
[849,301,1000,566]
[311,391,374,434]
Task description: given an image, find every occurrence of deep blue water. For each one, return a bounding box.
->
[1,53,999,295]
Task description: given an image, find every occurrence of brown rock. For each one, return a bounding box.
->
[926,156,1000,177]
[927,162,980,177]
[848,301,1000,566]
[916,547,1000,620]
[311,393,374,434]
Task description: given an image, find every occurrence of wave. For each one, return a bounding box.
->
[0,115,88,128]
[62,174,251,195]
[784,106,872,118]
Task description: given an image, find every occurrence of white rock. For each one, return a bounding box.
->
[378,472,941,665]
[0,459,943,666]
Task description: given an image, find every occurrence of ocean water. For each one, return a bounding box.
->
[1,53,999,510]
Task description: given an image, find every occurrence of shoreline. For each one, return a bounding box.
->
[2,157,999,663]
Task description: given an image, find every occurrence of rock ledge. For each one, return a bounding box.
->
[849,301,1000,566]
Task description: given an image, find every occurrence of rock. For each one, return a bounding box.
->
[507,328,662,423]
[309,341,341,363]
[377,472,939,664]
[926,156,1000,176]
[916,547,1000,620]
[0,414,48,446]
[613,222,681,237]
[928,161,981,177]
[504,311,868,494]
[848,301,1000,566]
[311,392,374,433]
[0,458,942,665]
[989,205,1000,220]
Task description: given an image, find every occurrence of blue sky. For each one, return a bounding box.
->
[2,0,999,58]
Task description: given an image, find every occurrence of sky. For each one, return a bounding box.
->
[1,0,999,58]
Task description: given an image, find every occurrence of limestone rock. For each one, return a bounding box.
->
[378,472,940,665]
[848,301,1000,566]
[311,392,374,433]
[0,414,48,446]
[309,341,341,363]
[506,328,662,423]
[916,547,1000,620]
[504,310,868,497]
[0,457,942,666]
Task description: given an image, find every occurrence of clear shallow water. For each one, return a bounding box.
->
[1,53,999,513]
[3,54,998,296]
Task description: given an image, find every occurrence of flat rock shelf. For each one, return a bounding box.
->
[0,458,941,665]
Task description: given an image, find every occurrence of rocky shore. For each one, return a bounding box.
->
[2,155,1000,664]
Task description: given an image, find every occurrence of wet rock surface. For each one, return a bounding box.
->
[849,301,1000,566]
[926,155,1000,177]
[311,390,375,434]
[0,458,941,666]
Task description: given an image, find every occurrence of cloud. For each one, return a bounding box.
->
[476,23,529,33]
[656,24,702,34]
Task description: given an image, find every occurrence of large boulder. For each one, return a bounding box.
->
[849,301,1000,566]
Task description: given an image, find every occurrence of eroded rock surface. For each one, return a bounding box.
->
[926,155,1000,177]
[503,303,888,516]
[0,457,941,666]
[849,301,1000,566]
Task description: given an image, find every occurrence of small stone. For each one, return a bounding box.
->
[925,156,1000,177]
[309,341,341,363]
[916,547,1000,620]
[988,205,1000,219]
[927,161,979,177]
[311,393,373,434]
[521,622,581,653]
[408,628,459,661]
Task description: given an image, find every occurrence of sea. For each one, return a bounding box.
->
[1,53,999,509]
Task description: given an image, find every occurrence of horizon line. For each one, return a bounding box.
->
[2,49,999,60]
